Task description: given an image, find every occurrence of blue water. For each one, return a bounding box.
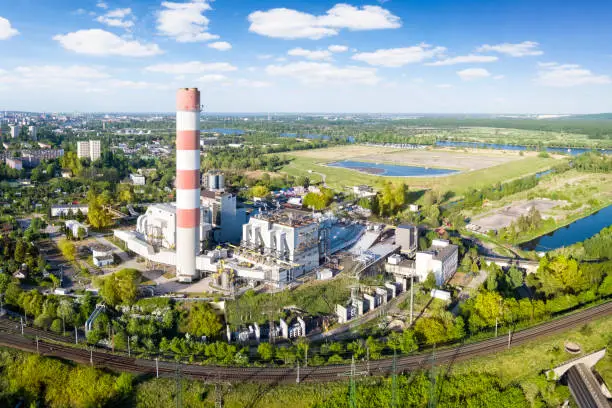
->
[535,169,554,179]
[201,128,245,135]
[436,141,612,155]
[520,204,612,252]
[328,160,459,177]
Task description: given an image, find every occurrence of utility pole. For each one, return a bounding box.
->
[90,347,93,366]
[366,347,370,375]
[175,361,183,408]
[410,275,414,326]
[36,336,39,354]
[495,318,498,338]
[296,361,300,384]
[75,327,78,344]
[20,317,24,335]
[428,345,437,408]
[156,357,159,378]
[338,356,367,408]
[128,336,131,357]
[391,349,398,408]
[507,330,512,349]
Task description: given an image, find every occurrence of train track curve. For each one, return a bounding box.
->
[0,301,609,384]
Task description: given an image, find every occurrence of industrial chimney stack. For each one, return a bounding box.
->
[175,88,201,282]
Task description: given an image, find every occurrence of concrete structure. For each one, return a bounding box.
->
[65,220,88,238]
[396,224,418,255]
[51,204,89,217]
[91,244,114,267]
[77,140,101,161]
[28,125,37,140]
[203,170,225,192]
[201,189,247,244]
[241,210,319,282]
[175,88,201,282]
[415,239,458,285]
[9,124,20,138]
[5,158,22,170]
[431,289,452,301]
[130,173,146,185]
[353,185,376,198]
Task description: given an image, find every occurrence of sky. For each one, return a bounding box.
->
[0,0,611,113]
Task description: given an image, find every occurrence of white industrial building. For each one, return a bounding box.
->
[77,140,101,161]
[201,190,247,244]
[91,244,114,267]
[415,239,459,285]
[241,210,320,283]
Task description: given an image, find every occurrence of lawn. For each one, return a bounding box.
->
[281,146,559,194]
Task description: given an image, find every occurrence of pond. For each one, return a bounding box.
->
[519,204,612,252]
[201,128,245,135]
[327,160,459,177]
[436,141,612,156]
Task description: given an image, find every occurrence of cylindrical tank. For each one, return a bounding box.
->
[175,88,201,283]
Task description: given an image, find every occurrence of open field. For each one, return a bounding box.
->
[282,145,559,193]
[470,199,566,233]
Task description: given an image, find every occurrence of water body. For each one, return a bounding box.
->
[520,204,612,252]
[328,160,459,177]
[535,169,554,179]
[201,128,245,135]
[436,141,612,156]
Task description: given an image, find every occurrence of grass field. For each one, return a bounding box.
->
[281,145,559,194]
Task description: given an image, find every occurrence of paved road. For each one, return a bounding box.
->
[0,302,609,384]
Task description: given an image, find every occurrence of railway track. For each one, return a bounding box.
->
[0,302,609,384]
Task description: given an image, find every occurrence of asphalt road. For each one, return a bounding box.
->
[0,301,609,384]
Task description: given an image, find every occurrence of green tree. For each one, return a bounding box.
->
[181,303,223,338]
[95,268,140,306]
[57,238,76,262]
[250,185,270,199]
[257,342,275,362]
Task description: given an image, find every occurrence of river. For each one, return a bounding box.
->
[519,204,612,252]
[436,141,612,155]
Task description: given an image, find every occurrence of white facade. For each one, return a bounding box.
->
[77,140,101,161]
[136,203,213,250]
[5,158,22,170]
[241,213,320,282]
[130,173,146,185]
[9,124,20,138]
[415,239,458,286]
[28,125,37,140]
[65,220,88,238]
[51,204,89,217]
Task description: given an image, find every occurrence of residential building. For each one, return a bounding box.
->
[5,158,22,170]
[28,125,37,140]
[130,173,146,185]
[9,124,20,138]
[353,185,376,198]
[77,140,101,161]
[65,220,88,238]
[51,204,89,217]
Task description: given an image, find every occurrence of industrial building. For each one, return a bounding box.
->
[201,180,247,244]
[395,224,418,256]
[77,140,101,161]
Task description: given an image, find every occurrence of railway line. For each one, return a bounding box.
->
[0,301,609,384]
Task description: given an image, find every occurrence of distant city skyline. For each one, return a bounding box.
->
[0,0,611,113]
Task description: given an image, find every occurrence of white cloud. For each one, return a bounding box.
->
[493,75,505,80]
[53,29,162,57]
[426,54,498,66]
[288,47,333,61]
[96,2,108,9]
[248,4,400,40]
[198,74,228,82]
[157,0,219,42]
[0,17,19,40]
[257,54,273,60]
[235,79,271,88]
[457,68,491,81]
[328,45,348,53]
[352,44,446,67]
[266,61,380,85]
[536,62,611,87]
[436,84,453,88]
[477,41,543,57]
[208,41,232,51]
[96,8,134,29]
[15,65,110,79]
[145,61,237,75]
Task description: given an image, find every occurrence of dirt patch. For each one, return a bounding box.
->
[243,170,283,179]
[469,199,565,232]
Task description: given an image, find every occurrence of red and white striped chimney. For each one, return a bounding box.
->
[176,88,201,282]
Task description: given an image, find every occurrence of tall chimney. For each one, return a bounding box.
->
[176,88,201,282]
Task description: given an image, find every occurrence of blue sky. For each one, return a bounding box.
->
[0,0,611,113]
